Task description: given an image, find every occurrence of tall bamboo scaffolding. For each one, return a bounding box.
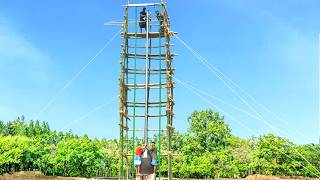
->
[119,2,175,180]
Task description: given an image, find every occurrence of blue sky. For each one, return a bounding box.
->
[0,0,319,144]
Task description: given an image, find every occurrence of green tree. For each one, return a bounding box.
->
[176,109,233,178]
[187,109,231,152]
[297,144,320,177]
[252,134,303,176]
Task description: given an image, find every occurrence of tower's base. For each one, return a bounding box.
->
[136,173,156,180]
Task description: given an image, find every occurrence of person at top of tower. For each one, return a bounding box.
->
[139,7,147,33]
[134,143,143,175]
[156,10,164,33]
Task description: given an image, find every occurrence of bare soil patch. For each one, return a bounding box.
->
[243,174,317,180]
[0,171,86,180]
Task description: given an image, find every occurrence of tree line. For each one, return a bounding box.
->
[0,110,319,178]
[0,116,118,177]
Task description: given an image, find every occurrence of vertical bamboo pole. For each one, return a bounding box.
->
[131,6,138,180]
[119,6,129,180]
[144,10,150,145]
[157,6,163,180]
[162,4,173,180]
[125,32,129,180]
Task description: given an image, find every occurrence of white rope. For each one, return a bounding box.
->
[60,97,117,132]
[175,76,320,154]
[174,77,303,139]
[175,35,282,134]
[175,76,320,178]
[33,29,121,120]
[253,99,315,142]
[199,48,316,143]
[175,34,320,155]
[175,34,316,143]
[174,35,320,176]
[176,34,320,155]
[174,35,268,121]
[174,77,260,121]
[175,76,254,134]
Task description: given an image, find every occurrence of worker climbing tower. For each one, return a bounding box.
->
[118,1,176,180]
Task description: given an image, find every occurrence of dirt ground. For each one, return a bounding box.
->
[219,175,318,180]
[0,171,87,180]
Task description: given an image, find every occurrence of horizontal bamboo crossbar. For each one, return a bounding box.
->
[126,101,166,105]
[124,3,161,7]
[127,44,175,49]
[126,105,166,108]
[127,71,167,75]
[126,57,174,61]
[127,68,175,72]
[128,86,175,89]
[128,115,167,118]
[126,68,175,74]
[123,32,177,39]
[128,129,167,132]
[127,56,167,61]
[126,83,168,87]
[125,53,176,57]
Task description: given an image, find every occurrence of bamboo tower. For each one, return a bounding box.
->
[118,2,176,180]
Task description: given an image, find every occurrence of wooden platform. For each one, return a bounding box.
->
[125,3,162,7]
[122,32,177,39]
